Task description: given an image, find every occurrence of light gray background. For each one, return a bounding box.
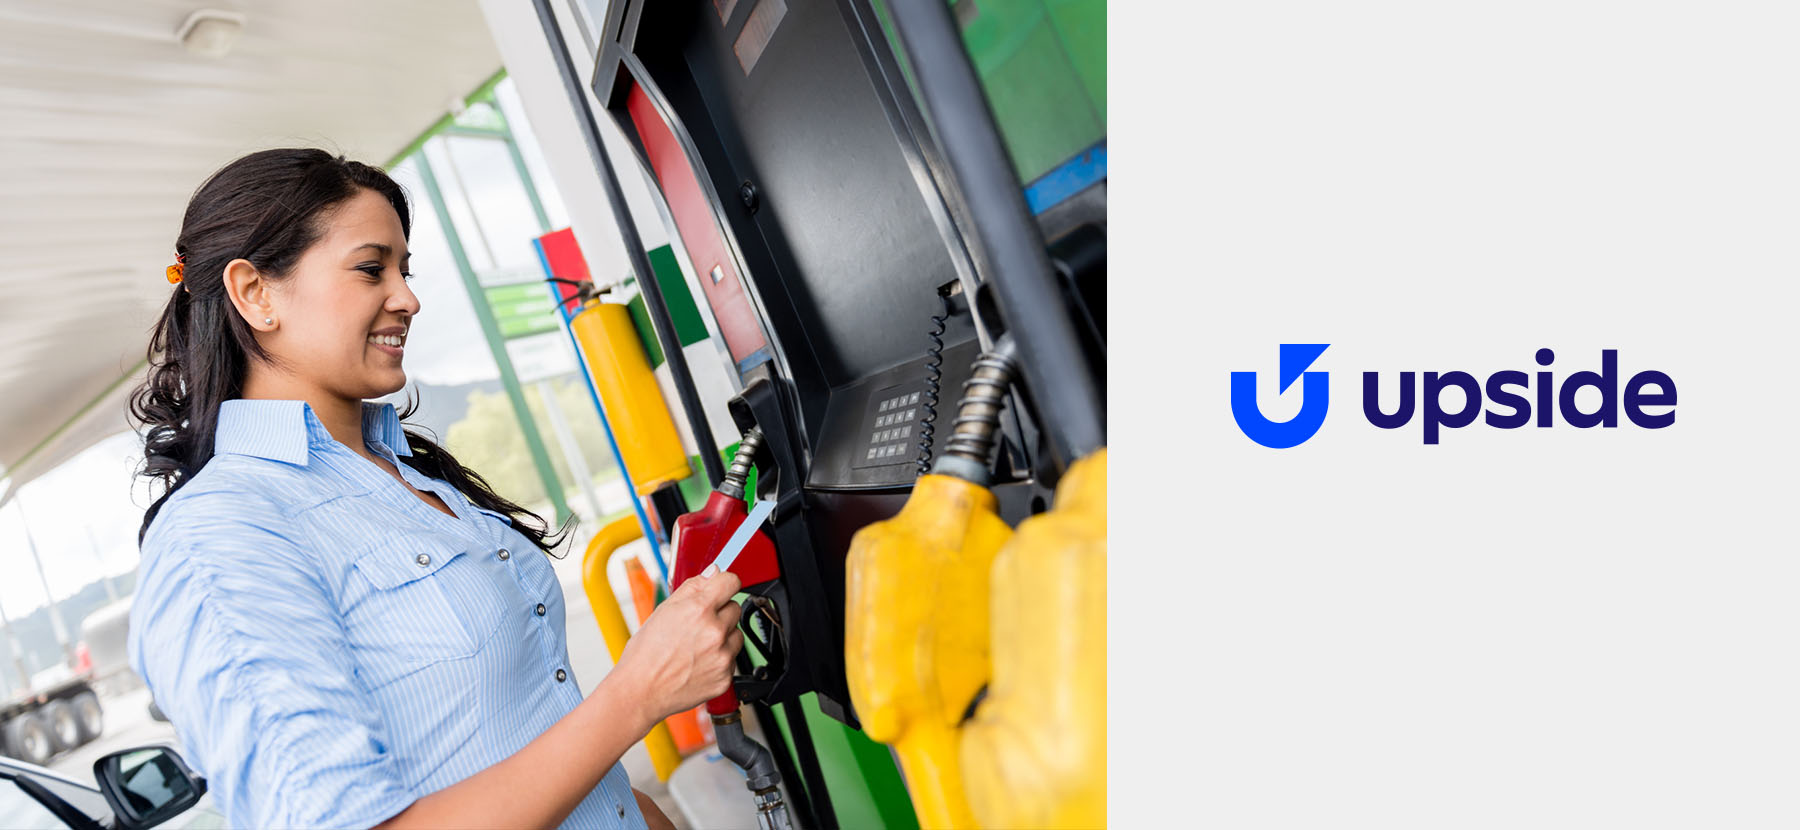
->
[1115,2,1800,826]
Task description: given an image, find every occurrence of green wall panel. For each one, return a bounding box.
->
[625,244,711,369]
[872,0,1107,185]
[767,694,920,830]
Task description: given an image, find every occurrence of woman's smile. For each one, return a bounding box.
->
[368,325,407,358]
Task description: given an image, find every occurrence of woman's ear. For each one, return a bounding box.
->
[222,258,277,331]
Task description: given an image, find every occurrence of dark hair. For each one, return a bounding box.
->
[131,148,567,553]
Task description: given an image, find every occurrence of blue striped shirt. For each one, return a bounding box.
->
[130,399,646,829]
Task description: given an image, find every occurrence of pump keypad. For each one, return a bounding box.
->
[857,387,925,467]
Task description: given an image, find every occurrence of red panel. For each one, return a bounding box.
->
[535,227,589,310]
[625,82,769,366]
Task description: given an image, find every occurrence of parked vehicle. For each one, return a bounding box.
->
[1,673,104,768]
[78,601,140,699]
[0,744,219,829]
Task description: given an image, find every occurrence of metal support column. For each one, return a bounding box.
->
[489,115,612,530]
[493,105,556,234]
[12,497,72,667]
[0,600,29,698]
[415,149,573,525]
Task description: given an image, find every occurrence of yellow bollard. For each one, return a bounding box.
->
[844,474,1014,829]
[962,449,1108,829]
[582,515,683,781]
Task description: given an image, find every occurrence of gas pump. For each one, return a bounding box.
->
[527,0,1106,826]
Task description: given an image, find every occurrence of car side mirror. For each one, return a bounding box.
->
[92,746,207,830]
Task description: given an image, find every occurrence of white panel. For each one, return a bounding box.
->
[653,342,746,463]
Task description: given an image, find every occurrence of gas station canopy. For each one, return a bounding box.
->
[0,0,503,504]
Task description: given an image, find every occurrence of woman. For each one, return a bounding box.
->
[128,148,743,829]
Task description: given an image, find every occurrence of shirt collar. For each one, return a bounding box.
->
[360,401,413,458]
[214,399,413,464]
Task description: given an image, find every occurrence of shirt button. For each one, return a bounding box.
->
[415,553,431,567]
[536,603,547,617]
[555,668,567,683]
[617,805,626,818]
[497,548,510,561]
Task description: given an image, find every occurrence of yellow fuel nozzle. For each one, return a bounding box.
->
[846,473,1012,829]
[845,350,1017,829]
[962,448,1108,829]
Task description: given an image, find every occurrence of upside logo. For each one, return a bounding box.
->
[1232,345,1678,447]
[1231,344,1331,448]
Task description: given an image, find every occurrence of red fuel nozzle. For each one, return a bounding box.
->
[671,430,780,715]
[675,430,796,830]
[671,490,781,591]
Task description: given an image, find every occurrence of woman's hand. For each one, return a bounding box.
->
[378,572,743,830]
[612,566,744,731]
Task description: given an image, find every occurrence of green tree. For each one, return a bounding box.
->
[444,377,624,510]
[446,386,545,505]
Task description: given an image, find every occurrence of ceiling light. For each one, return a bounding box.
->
[176,9,246,59]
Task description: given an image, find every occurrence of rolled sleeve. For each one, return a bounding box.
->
[131,493,415,829]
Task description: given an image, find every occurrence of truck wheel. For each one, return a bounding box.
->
[42,700,79,752]
[3,712,55,766]
[71,692,103,744]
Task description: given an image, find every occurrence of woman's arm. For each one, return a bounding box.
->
[635,789,678,830]
[376,567,744,829]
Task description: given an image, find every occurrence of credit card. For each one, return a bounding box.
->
[708,498,777,575]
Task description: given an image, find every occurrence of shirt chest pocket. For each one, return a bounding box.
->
[346,537,510,688]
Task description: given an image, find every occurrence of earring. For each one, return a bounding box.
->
[263,317,273,326]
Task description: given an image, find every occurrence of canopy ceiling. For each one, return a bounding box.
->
[0,0,503,503]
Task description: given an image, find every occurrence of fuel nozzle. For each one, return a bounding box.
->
[711,711,795,830]
[671,427,780,594]
[751,787,795,830]
[670,427,796,827]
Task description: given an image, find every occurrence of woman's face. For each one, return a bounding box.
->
[260,188,420,402]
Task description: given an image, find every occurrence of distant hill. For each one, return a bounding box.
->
[378,378,504,445]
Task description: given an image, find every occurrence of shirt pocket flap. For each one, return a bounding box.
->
[353,537,468,590]
[515,545,560,601]
[474,505,514,527]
